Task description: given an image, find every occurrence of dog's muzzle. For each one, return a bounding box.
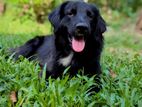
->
[71,23,89,53]
[75,23,89,37]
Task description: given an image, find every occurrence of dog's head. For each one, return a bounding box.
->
[48,1,106,52]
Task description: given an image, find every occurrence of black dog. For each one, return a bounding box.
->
[13,1,106,80]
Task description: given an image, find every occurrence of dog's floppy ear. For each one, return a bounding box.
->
[90,4,106,34]
[48,1,69,28]
[96,15,106,33]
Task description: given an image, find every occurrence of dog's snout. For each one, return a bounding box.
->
[76,23,88,34]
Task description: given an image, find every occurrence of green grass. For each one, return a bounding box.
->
[0,27,142,107]
[0,31,142,106]
[0,5,142,106]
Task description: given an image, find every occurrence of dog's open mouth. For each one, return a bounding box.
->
[72,36,85,52]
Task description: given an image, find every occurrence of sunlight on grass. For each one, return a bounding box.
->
[0,4,51,35]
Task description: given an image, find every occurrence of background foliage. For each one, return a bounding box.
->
[89,0,142,16]
[0,0,142,106]
[5,0,142,16]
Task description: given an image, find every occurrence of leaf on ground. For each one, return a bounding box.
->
[10,91,17,103]
[109,69,117,78]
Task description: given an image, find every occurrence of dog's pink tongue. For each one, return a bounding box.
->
[72,38,85,52]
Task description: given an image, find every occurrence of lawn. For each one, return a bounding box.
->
[0,5,142,107]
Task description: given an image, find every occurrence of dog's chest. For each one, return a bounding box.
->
[58,52,74,67]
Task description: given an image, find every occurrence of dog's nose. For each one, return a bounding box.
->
[76,23,88,34]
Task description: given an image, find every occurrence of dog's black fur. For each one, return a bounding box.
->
[13,1,106,80]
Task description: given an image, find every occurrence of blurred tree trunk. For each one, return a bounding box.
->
[135,11,142,34]
[0,1,6,15]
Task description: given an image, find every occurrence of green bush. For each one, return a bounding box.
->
[89,0,142,16]
[4,0,64,23]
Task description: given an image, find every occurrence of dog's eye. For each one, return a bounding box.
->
[67,12,74,17]
[67,9,76,17]
[87,11,93,19]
